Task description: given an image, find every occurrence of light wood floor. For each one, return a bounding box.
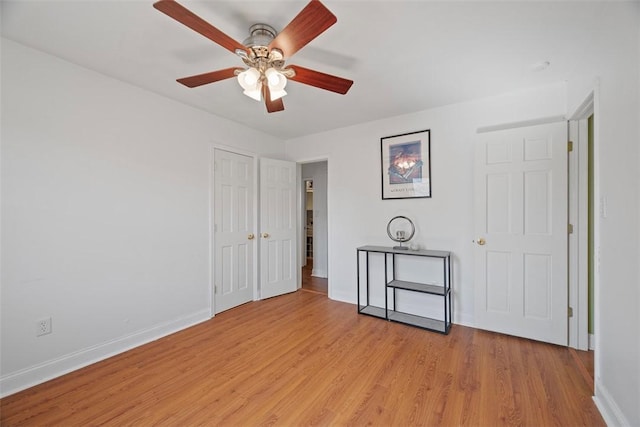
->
[1,291,604,426]
[301,261,328,295]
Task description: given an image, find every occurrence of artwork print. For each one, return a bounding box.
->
[388,141,423,184]
[381,129,431,199]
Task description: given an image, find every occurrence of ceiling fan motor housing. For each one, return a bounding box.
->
[243,24,276,56]
[238,24,288,75]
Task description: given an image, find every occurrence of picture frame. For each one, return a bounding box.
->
[381,129,431,199]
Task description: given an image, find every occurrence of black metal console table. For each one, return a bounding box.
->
[356,245,452,334]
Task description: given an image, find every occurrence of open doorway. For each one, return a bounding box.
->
[301,162,328,295]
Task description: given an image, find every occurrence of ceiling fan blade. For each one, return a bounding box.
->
[177,67,240,88]
[263,86,285,113]
[287,65,353,94]
[269,0,337,58]
[153,0,248,55]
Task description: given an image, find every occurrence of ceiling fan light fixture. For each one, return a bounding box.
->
[265,67,286,89]
[154,0,353,113]
[238,67,260,88]
[238,68,263,101]
[269,88,287,101]
[243,83,262,102]
[265,67,287,100]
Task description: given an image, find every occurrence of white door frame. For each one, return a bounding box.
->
[210,144,259,317]
[568,108,590,351]
[302,178,313,269]
[568,90,597,351]
[296,156,330,295]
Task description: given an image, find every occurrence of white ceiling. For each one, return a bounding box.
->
[1,1,607,140]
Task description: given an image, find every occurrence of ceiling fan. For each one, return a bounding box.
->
[153,0,354,113]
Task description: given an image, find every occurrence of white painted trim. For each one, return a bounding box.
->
[0,310,210,398]
[297,164,304,289]
[577,118,590,350]
[568,120,579,349]
[568,117,590,351]
[325,156,333,300]
[569,91,595,120]
[567,87,596,351]
[476,115,566,133]
[311,268,328,278]
[208,145,214,318]
[590,81,602,396]
[568,84,601,382]
[594,379,632,427]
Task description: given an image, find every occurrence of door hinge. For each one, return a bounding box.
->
[568,223,574,234]
[568,307,574,317]
[568,140,574,152]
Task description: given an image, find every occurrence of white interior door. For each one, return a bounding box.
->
[214,149,255,313]
[260,158,297,299]
[474,121,568,345]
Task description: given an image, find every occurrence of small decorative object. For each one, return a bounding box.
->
[387,216,415,250]
[381,129,431,200]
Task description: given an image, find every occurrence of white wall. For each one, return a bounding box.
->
[565,4,640,426]
[301,162,328,278]
[285,82,566,322]
[0,39,284,396]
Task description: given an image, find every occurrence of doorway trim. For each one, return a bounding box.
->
[568,90,596,351]
[210,143,260,318]
[297,156,330,296]
[303,178,313,269]
[568,112,590,350]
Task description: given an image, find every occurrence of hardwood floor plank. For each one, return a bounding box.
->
[302,263,328,295]
[1,291,604,426]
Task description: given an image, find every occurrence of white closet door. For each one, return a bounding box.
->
[259,157,297,299]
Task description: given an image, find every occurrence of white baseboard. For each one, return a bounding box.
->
[594,379,632,427]
[453,311,474,328]
[0,309,210,398]
[311,268,327,278]
[589,333,596,350]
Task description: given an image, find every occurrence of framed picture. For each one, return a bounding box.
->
[381,129,431,199]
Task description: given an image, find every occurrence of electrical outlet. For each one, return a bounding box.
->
[36,317,52,337]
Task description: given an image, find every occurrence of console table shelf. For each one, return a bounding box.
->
[357,245,452,334]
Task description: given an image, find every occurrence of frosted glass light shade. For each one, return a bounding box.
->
[269,88,287,101]
[265,68,287,91]
[243,81,262,101]
[238,68,260,89]
[238,68,262,101]
[237,67,288,102]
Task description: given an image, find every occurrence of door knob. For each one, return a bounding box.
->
[247,233,255,240]
[476,238,486,246]
[261,232,270,238]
